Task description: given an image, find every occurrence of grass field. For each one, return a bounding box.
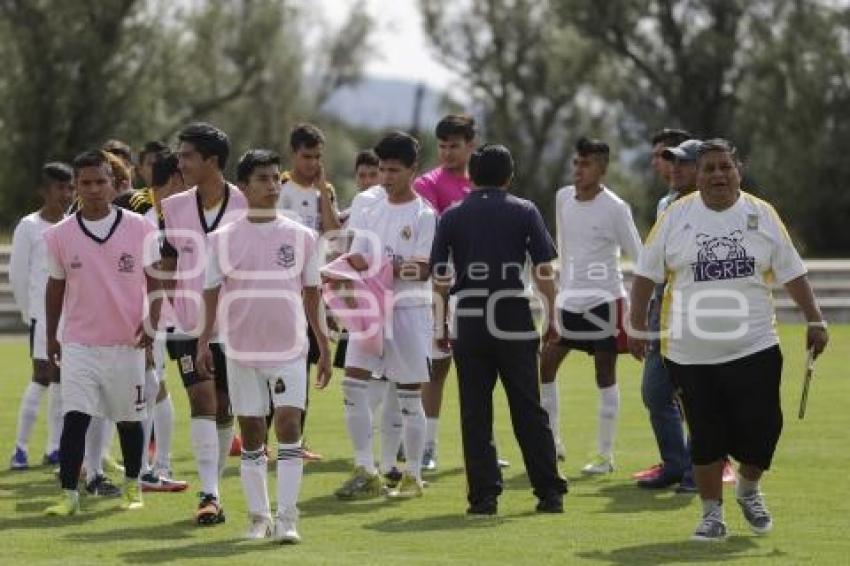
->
[0,325,848,565]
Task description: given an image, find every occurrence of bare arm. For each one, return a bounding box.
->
[45,277,65,366]
[627,275,657,361]
[195,286,220,378]
[784,275,829,358]
[532,262,558,344]
[304,287,332,389]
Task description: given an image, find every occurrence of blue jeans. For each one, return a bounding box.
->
[641,285,692,477]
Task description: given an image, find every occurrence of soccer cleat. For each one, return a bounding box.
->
[122,480,144,510]
[421,447,437,472]
[335,466,385,500]
[42,450,60,466]
[736,492,773,534]
[690,509,728,542]
[301,444,323,462]
[274,507,301,544]
[383,467,403,489]
[497,458,511,469]
[633,462,663,480]
[554,439,566,462]
[196,492,226,525]
[140,471,189,492]
[103,456,125,476]
[536,493,564,513]
[581,455,614,475]
[44,491,80,517]
[245,514,273,540]
[386,472,424,499]
[637,468,683,489]
[9,447,29,470]
[85,474,122,497]
[466,496,498,517]
[722,460,736,484]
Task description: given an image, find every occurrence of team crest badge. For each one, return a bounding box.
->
[747,214,759,231]
[118,253,135,273]
[274,379,286,394]
[70,255,82,269]
[277,244,296,268]
[400,226,412,240]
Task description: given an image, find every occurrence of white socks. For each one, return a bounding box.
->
[367,379,387,415]
[240,447,270,518]
[540,381,560,444]
[47,383,62,454]
[277,442,303,511]
[191,418,219,497]
[217,423,235,478]
[342,377,374,473]
[153,394,174,472]
[380,383,403,473]
[702,498,723,518]
[397,390,426,481]
[425,417,439,452]
[15,382,46,451]
[736,473,760,498]
[598,384,620,459]
[84,416,106,482]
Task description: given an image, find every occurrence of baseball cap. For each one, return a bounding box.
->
[662,139,702,162]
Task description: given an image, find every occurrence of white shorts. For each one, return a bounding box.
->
[345,306,432,385]
[61,344,147,422]
[29,318,47,361]
[226,356,307,416]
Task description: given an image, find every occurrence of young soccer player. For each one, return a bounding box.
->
[332,131,436,499]
[43,150,162,516]
[160,122,247,525]
[197,149,331,543]
[9,162,74,470]
[136,141,168,189]
[541,138,642,473]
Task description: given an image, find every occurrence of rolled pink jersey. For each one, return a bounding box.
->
[413,166,471,215]
[320,253,393,357]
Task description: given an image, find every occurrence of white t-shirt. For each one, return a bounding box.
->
[350,194,436,308]
[346,185,386,228]
[10,212,56,323]
[277,180,322,232]
[555,185,642,312]
[635,191,807,364]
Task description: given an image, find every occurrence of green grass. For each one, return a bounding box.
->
[0,325,848,565]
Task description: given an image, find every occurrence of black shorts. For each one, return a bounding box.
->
[307,325,320,366]
[165,331,229,392]
[333,335,349,369]
[665,345,783,470]
[557,300,626,354]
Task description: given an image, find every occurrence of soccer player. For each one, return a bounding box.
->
[136,141,168,189]
[277,122,341,461]
[160,122,247,525]
[9,162,74,470]
[413,114,475,471]
[541,137,641,474]
[197,149,331,543]
[43,149,161,516]
[332,131,435,500]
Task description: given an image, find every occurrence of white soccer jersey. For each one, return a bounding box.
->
[346,185,386,228]
[350,194,436,308]
[635,191,807,364]
[10,212,56,323]
[555,185,642,312]
[277,179,322,232]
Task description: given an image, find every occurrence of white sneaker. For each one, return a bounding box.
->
[245,514,273,540]
[274,507,301,544]
[581,454,614,475]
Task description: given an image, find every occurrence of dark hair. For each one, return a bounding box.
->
[42,162,73,185]
[178,122,230,169]
[696,138,739,162]
[289,123,325,152]
[102,139,133,164]
[575,137,610,164]
[469,144,514,188]
[355,149,379,169]
[72,150,112,176]
[374,131,420,168]
[151,150,180,187]
[236,149,281,183]
[435,114,476,142]
[651,128,693,147]
[140,140,168,163]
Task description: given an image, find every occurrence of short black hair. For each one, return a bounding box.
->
[696,138,738,161]
[290,123,325,152]
[151,150,180,187]
[140,140,168,163]
[236,149,281,183]
[178,122,230,169]
[575,137,610,164]
[373,131,420,168]
[42,162,73,186]
[102,139,133,164]
[469,144,514,188]
[435,114,476,142]
[651,128,693,147]
[355,149,379,169]
[72,150,112,176]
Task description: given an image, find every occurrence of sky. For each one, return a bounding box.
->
[315,0,456,91]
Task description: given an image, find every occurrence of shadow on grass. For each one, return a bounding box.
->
[118,538,272,564]
[0,506,121,531]
[573,482,693,513]
[577,536,787,564]
[301,457,352,475]
[298,493,402,518]
[66,518,200,543]
[422,466,464,483]
[363,510,539,533]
